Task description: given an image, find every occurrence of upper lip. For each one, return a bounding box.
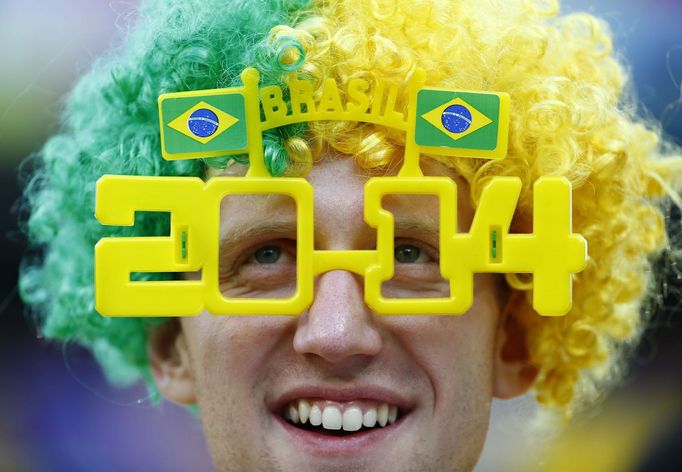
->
[270,385,415,414]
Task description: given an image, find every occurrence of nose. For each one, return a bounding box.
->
[293,270,382,364]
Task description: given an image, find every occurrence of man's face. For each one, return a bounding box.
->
[151,155,531,471]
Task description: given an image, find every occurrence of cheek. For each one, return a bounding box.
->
[180,316,289,465]
[423,310,499,460]
[386,311,497,467]
[181,316,285,411]
[391,274,501,406]
[400,314,497,392]
[426,293,496,354]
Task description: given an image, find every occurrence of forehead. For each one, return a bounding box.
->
[217,155,470,234]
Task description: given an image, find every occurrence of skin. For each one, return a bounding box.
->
[149,155,537,472]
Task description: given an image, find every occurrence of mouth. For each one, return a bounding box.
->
[271,388,413,455]
[281,398,401,435]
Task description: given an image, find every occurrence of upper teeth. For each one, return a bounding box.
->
[284,399,399,431]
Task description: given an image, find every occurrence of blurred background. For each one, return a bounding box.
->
[0,0,680,471]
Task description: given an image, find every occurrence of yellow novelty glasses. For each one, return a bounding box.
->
[94,69,587,317]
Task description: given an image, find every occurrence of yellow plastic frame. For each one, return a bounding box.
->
[95,68,587,317]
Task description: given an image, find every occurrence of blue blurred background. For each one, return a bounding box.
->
[0,1,680,471]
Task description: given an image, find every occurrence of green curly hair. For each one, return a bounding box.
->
[20,0,315,387]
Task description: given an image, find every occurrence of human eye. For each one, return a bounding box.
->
[391,238,440,281]
[394,243,432,264]
[220,239,297,298]
[383,238,448,298]
[393,238,438,264]
[249,244,291,264]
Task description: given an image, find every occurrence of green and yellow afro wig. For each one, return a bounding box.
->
[20,0,682,417]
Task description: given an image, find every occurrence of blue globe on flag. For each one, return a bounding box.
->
[188,108,220,138]
[441,104,472,134]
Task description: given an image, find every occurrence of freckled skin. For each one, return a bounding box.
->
[154,156,529,472]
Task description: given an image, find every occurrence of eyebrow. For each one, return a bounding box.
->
[219,221,298,255]
[392,220,440,236]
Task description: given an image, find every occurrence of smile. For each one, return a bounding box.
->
[283,399,400,434]
[271,386,414,455]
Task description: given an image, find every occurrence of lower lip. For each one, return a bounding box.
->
[273,413,407,457]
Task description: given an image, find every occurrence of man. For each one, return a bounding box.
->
[19,0,680,470]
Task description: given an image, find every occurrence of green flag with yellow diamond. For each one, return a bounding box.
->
[159,88,248,160]
[414,89,510,159]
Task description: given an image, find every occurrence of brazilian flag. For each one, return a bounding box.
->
[159,88,248,160]
[414,89,510,159]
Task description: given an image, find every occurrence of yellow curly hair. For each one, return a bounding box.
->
[269,0,682,415]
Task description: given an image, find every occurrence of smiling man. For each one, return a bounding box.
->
[19,0,681,471]
[146,157,527,471]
